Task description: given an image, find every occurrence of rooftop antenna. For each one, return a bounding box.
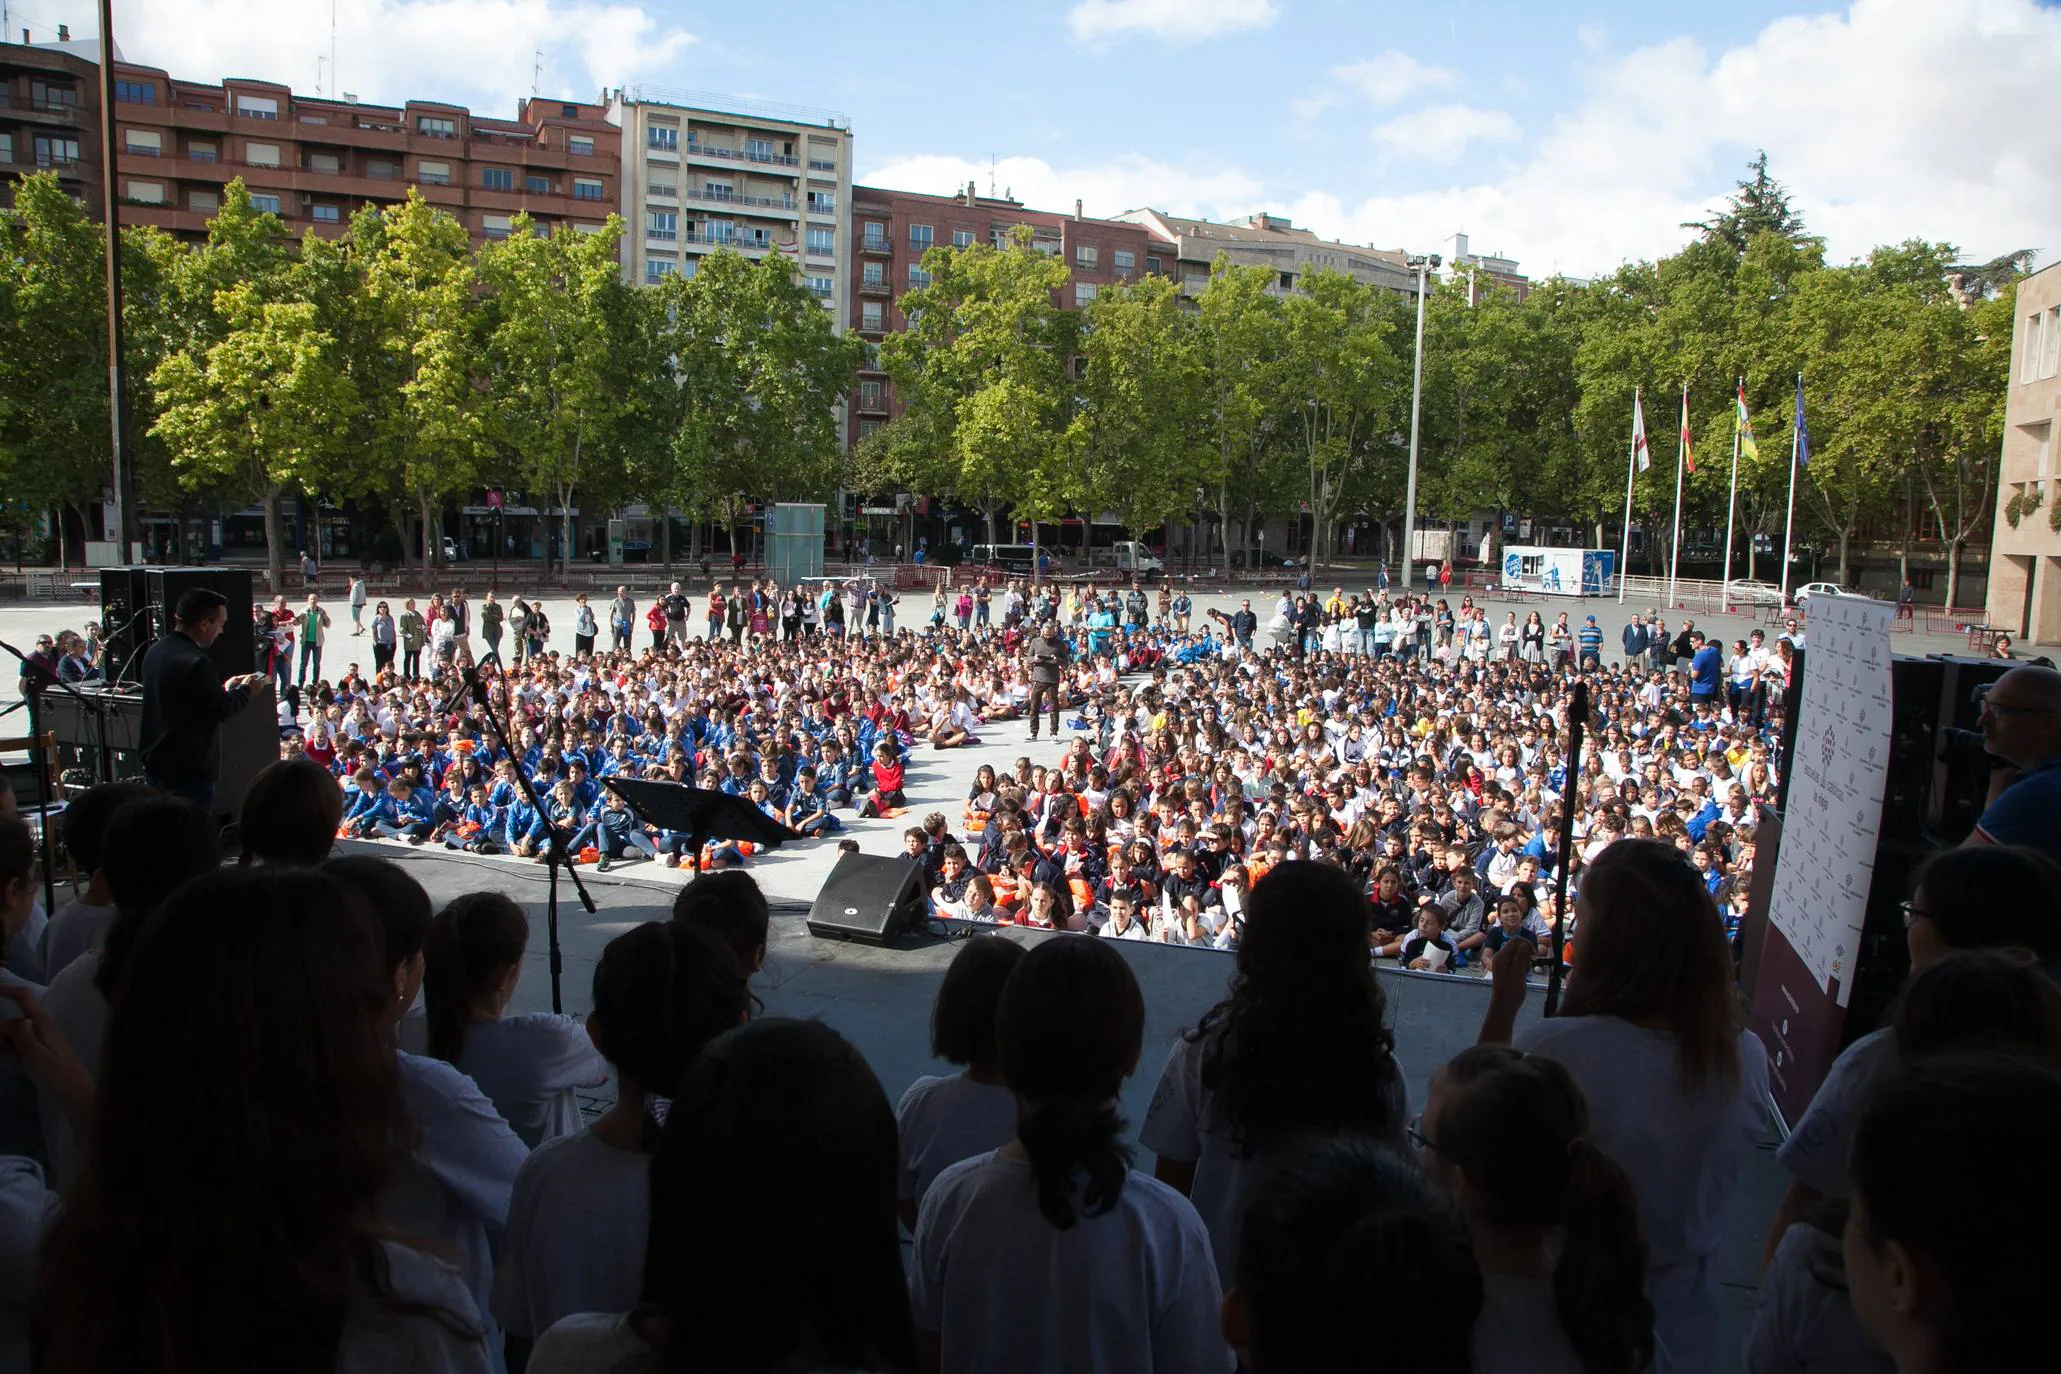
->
[329,0,338,99]
[315,53,325,96]
[987,152,998,198]
[533,49,543,98]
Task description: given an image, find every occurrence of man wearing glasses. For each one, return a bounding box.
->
[1967,665,2061,863]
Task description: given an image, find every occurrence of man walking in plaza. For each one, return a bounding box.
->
[610,586,637,652]
[1025,620,1068,741]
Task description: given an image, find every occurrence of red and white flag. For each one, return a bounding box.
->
[1680,386,1695,475]
[1633,392,1650,472]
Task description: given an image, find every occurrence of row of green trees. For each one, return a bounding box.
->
[857,159,2022,600]
[0,174,862,586]
[0,159,2025,599]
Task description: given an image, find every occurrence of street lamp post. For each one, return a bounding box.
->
[1401,253,1439,591]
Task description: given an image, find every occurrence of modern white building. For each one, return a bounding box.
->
[601,85,851,329]
[1112,208,1417,301]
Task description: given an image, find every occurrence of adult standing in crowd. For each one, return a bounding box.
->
[348,574,368,636]
[1025,621,1067,742]
[399,599,427,681]
[138,588,264,814]
[296,592,331,688]
[371,601,397,677]
[479,591,505,669]
[609,586,636,654]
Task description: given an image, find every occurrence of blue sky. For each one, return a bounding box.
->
[42,0,2061,276]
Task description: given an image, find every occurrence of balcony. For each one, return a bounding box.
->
[681,231,772,252]
[858,279,888,296]
[684,187,796,212]
[808,158,837,173]
[805,200,837,220]
[857,392,888,415]
[859,235,891,256]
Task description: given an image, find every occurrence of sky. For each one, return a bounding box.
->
[28,0,2060,278]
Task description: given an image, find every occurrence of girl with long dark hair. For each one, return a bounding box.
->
[1141,860,1404,1285]
[33,867,488,1373]
[1482,838,1768,1374]
[417,892,606,1148]
[913,935,1229,1374]
[896,935,1026,1229]
[527,1019,916,1374]
[1422,1045,1655,1374]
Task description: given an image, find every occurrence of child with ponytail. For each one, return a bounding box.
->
[910,935,1230,1374]
[493,920,750,1357]
[417,892,607,1149]
[1421,1045,1657,1374]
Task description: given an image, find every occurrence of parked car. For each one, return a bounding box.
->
[1725,578,1783,606]
[1795,581,1847,602]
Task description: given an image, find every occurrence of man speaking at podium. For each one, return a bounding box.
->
[1966,664,2061,865]
[139,588,265,815]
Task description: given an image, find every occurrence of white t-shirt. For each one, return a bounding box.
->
[1773,1027,1896,1201]
[402,1014,609,1151]
[894,1071,1018,1212]
[33,896,114,985]
[1138,1029,1407,1287]
[338,1240,493,1374]
[526,1312,660,1374]
[0,1154,59,1373]
[1471,1273,1589,1374]
[1744,1223,1894,1374]
[492,1127,651,1340]
[4,902,44,987]
[912,1150,1231,1374]
[36,954,108,1190]
[1515,1015,1768,1374]
[389,1051,529,1338]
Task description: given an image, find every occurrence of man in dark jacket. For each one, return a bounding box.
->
[1025,621,1069,741]
[139,588,262,815]
[1620,615,1649,665]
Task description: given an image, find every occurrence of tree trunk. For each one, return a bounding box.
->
[263,487,286,593]
[661,509,674,573]
[419,493,437,584]
[1837,527,1852,587]
[1945,538,1963,612]
[983,503,997,546]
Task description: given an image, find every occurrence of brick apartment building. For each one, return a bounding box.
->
[2,33,620,246]
[846,182,1161,450]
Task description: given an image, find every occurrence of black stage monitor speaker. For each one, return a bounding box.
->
[806,851,927,946]
[146,566,255,685]
[98,566,154,686]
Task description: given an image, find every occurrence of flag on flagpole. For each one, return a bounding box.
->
[1736,382,1759,464]
[1633,393,1650,472]
[1679,388,1695,475]
[1794,374,1810,468]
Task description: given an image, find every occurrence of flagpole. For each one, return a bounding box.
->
[1668,384,1687,610]
[1619,386,1637,605]
[1781,373,1800,607]
[1723,378,1740,609]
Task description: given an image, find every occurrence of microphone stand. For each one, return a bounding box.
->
[447,662,592,1013]
[1545,678,1588,1018]
[0,637,97,920]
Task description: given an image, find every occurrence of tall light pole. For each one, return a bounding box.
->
[1400,253,1439,591]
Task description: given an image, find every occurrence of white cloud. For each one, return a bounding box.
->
[1066,0,1278,44]
[42,0,693,114]
[1370,104,1520,163]
[1330,50,1458,107]
[1292,0,2061,276]
[856,152,1265,226]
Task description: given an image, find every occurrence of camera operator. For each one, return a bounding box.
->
[1966,664,2061,865]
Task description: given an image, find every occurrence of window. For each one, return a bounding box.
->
[860,381,882,410]
[573,222,605,234]
[188,142,218,163]
[250,193,282,214]
[236,94,279,120]
[479,167,512,192]
[312,204,341,224]
[29,81,77,112]
[747,138,774,163]
[525,173,550,195]
[2047,308,2061,381]
[645,258,677,283]
[953,229,975,249]
[1074,282,1098,306]
[862,261,885,288]
[863,222,888,251]
[705,219,735,244]
[807,191,836,216]
[701,180,733,200]
[417,115,456,138]
[124,181,164,204]
[908,263,931,288]
[188,189,220,213]
[124,129,162,156]
[560,103,578,118]
[366,159,397,180]
[245,142,280,168]
[1146,255,1162,274]
[0,134,11,165]
[909,224,933,253]
[114,79,156,105]
[806,226,836,255]
[1031,237,1058,256]
[647,211,678,241]
[647,181,675,198]
[2032,308,2061,383]
[1278,271,1295,290]
[647,124,679,152]
[417,160,450,186]
[1076,244,1099,269]
[809,157,837,172]
[738,227,771,250]
[859,419,882,439]
[807,275,834,300]
[305,151,340,173]
[32,136,81,167]
[572,178,604,201]
[861,301,884,330]
[1114,249,1135,276]
[569,135,595,157]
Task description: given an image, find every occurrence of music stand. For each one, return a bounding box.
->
[603,777,801,873]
